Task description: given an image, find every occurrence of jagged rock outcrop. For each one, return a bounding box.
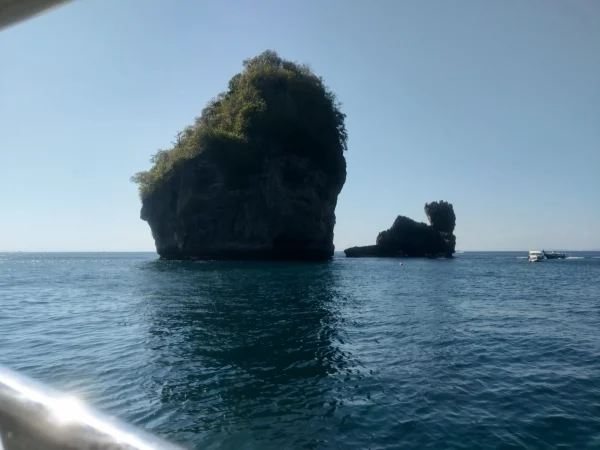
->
[424,200,456,253]
[133,51,347,260]
[424,200,456,233]
[140,150,342,260]
[344,201,456,258]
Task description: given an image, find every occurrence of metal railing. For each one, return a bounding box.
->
[0,365,184,449]
[0,0,71,31]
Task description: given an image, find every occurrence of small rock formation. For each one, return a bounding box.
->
[344,201,456,258]
[133,51,347,260]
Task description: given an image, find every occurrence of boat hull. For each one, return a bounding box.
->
[544,252,566,260]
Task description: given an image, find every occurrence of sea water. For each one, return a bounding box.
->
[1,252,599,449]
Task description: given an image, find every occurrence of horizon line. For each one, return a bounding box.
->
[1,250,599,254]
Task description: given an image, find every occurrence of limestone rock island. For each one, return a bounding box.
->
[344,201,457,258]
[132,51,348,260]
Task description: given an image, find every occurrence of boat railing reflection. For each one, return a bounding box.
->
[0,365,183,449]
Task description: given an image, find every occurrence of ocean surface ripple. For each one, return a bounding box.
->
[1,251,599,449]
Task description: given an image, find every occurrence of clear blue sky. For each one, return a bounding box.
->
[1,0,598,252]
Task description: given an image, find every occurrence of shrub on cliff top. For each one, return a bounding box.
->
[132,50,348,198]
[424,201,456,233]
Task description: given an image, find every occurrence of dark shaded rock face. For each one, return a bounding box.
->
[344,201,456,258]
[141,149,344,260]
[424,200,456,233]
[134,51,348,261]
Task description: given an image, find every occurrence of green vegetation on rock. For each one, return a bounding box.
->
[424,200,456,233]
[132,50,348,197]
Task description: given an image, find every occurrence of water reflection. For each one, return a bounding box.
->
[137,261,349,446]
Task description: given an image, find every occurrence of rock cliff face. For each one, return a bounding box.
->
[344,201,456,258]
[134,51,347,260]
[140,149,343,260]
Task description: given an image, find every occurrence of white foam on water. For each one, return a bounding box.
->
[516,256,527,259]
[566,256,584,260]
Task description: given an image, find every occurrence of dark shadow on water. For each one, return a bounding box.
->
[136,260,349,445]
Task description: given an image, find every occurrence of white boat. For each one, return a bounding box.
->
[528,250,544,262]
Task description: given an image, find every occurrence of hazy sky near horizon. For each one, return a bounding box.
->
[1,0,599,252]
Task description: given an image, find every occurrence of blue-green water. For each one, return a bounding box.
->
[1,252,600,449]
